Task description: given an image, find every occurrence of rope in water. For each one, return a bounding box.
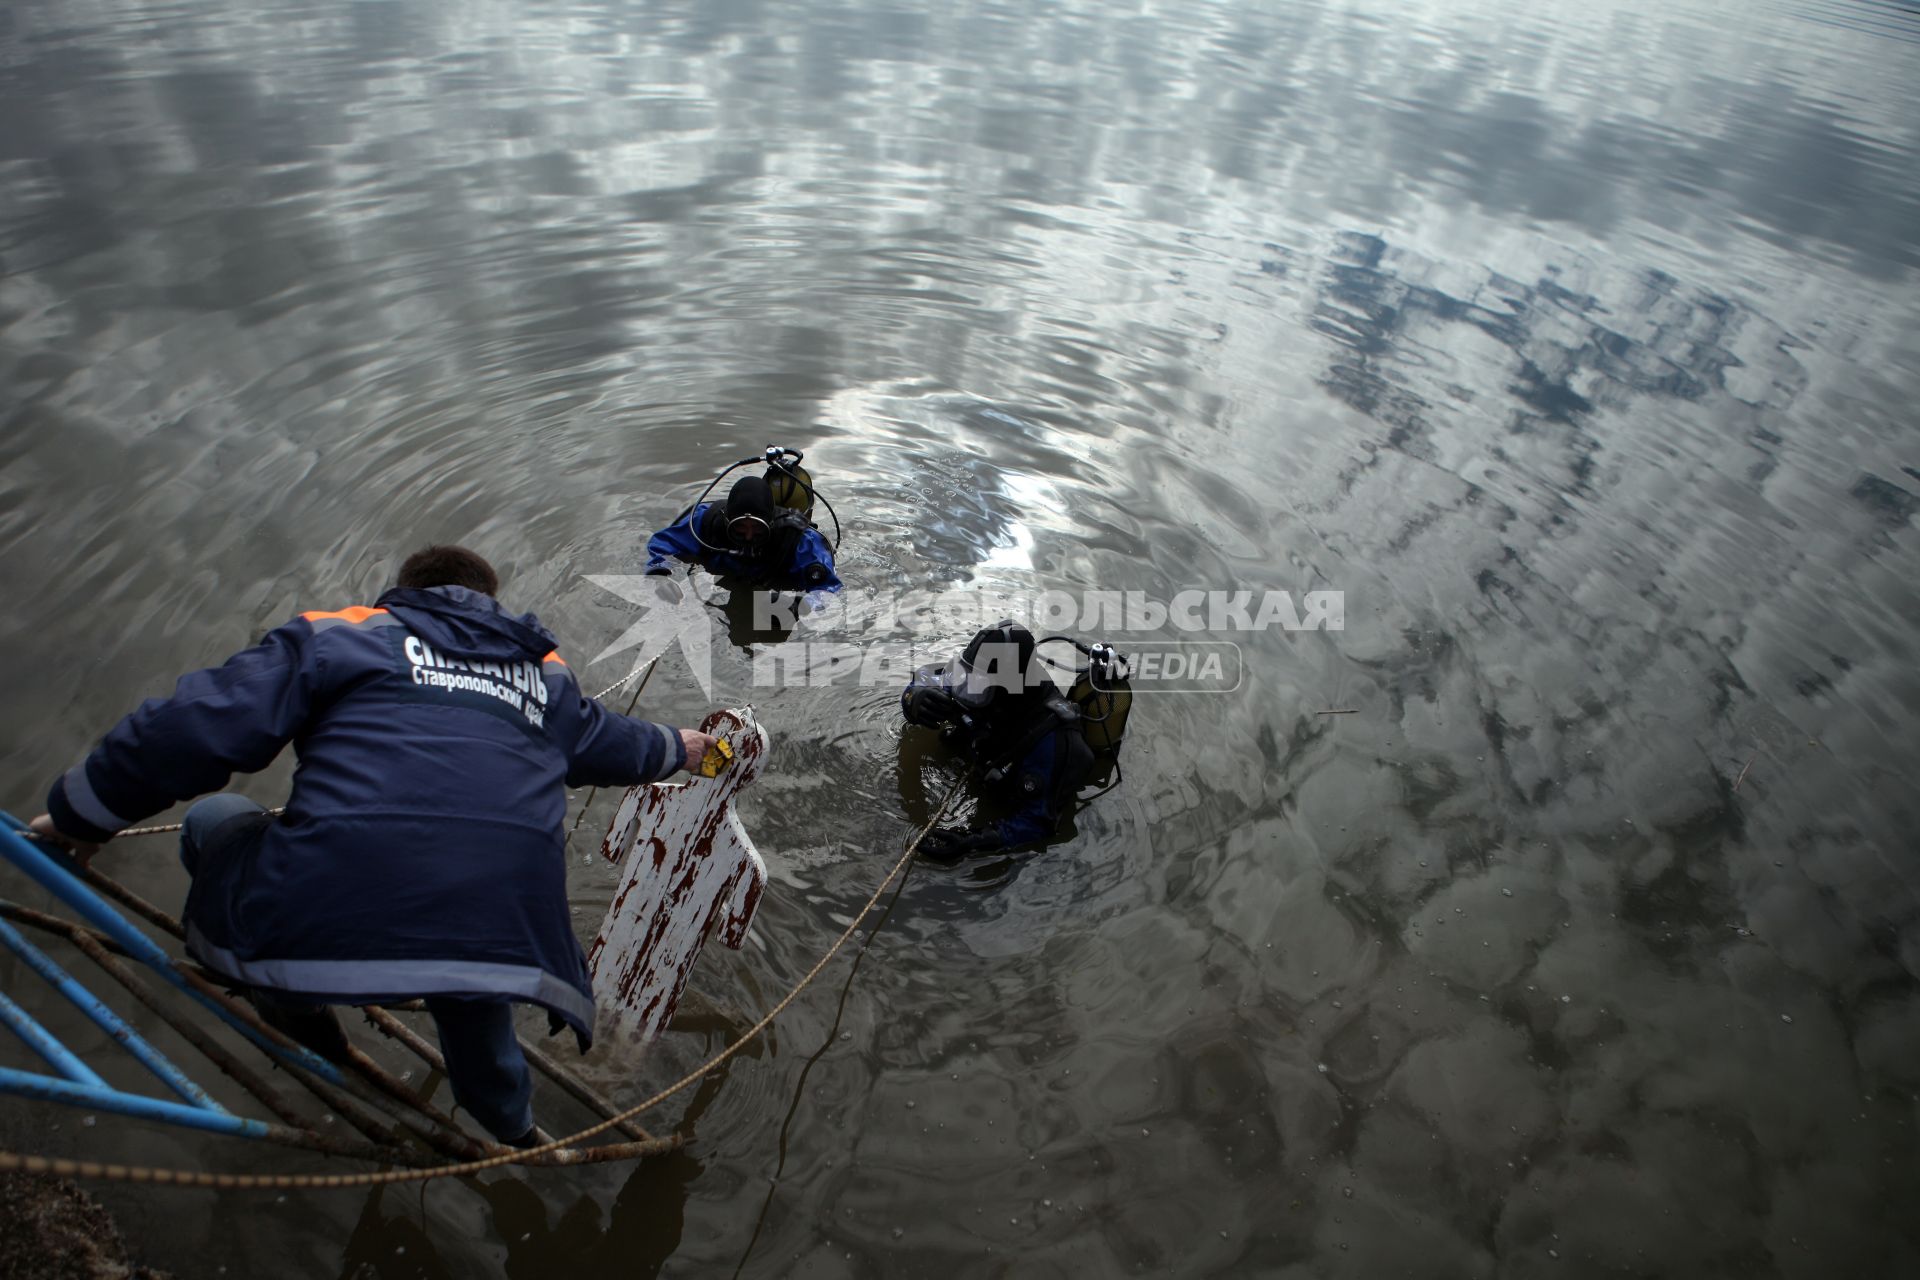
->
[0,776,962,1189]
[586,653,664,706]
[564,654,663,849]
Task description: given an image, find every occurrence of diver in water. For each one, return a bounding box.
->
[900,620,1129,859]
[645,449,841,595]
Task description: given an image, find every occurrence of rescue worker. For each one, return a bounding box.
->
[28,545,719,1148]
[645,475,840,594]
[899,621,1096,859]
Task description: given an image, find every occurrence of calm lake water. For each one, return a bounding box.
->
[3,0,1919,1275]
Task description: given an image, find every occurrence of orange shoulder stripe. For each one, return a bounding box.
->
[300,606,389,624]
[542,650,567,666]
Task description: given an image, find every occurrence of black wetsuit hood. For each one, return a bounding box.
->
[699,474,806,565]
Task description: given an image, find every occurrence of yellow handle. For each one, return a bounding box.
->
[697,738,735,778]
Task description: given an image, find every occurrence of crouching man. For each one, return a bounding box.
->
[30,545,717,1147]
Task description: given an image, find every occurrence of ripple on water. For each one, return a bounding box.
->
[2,0,1918,1275]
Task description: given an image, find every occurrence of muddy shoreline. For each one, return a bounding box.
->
[0,1172,170,1280]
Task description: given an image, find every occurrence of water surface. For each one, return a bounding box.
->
[2,0,1918,1275]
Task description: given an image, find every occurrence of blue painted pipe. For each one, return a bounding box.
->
[0,815,348,1087]
[0,813,179,970]
[0,1065,272,1139]
[0,915,226,1113]
[0,989,108,1087]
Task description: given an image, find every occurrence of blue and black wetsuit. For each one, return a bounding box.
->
[645,476,839,594]
[923,691,1094,859]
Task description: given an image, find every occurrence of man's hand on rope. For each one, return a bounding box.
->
[27,812,102,868]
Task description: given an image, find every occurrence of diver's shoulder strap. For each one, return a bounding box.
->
[981,695,1079,782]
[764,510,811,566]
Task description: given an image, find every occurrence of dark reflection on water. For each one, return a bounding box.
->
[3,0,1920,1275]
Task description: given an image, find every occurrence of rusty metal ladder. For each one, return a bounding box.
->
[0,811,672,1168]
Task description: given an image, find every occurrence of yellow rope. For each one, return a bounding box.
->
[586,653,664,705]
[0,778,962,1190]
[112,810,278,839]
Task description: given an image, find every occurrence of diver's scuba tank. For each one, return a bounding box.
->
[764,454,816,516]
[1067,642,1131,753]
[674,444,842,551]
[762,451,818,566]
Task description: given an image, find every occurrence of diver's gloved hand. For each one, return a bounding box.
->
[644,567,673,577]
[918,826,1004,861]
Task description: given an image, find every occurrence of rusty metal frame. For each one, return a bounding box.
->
[0,812,676,1169]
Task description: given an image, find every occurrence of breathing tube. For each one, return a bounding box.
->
[671,445,843,554]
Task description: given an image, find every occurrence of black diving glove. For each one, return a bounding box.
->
[919,826,1005,861]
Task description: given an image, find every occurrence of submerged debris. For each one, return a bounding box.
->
[0,1171,172,1280]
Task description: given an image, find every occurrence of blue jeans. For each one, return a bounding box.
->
[181,795,535,1141]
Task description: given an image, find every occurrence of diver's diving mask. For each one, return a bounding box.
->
[728,513,771,544]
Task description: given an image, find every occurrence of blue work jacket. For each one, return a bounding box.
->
[46,586,684,1042]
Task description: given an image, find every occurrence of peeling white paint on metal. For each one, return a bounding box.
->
[588,707,768,1052]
